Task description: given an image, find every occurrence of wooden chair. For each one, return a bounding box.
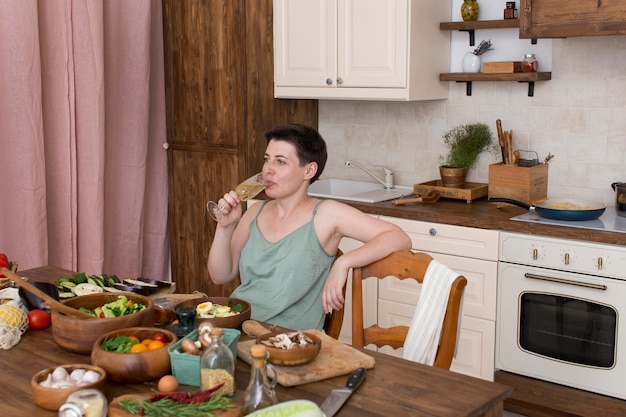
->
[351,249,467,370]
[323,249,345,339]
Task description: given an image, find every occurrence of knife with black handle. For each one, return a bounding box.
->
[319,367,367,417]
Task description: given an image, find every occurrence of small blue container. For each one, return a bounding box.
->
[168,328,240,387]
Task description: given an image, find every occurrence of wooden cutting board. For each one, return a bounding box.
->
[109,393,240,417]
[238,329,375,387]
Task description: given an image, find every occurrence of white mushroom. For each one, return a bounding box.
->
[269,333,294,350]
[297,332,313,346]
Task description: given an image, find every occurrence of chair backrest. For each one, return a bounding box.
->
[323,249,344,339]
[351,249,467,370]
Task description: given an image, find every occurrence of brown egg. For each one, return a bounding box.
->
[157,375,179,392]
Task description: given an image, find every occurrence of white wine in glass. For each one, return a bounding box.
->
[206,172,265,221]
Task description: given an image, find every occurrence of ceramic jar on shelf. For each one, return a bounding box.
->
[461,0,479,21]
[462,53,481,73]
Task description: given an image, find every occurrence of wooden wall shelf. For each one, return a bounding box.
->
[439,72,551,96]
[440,19,536,45]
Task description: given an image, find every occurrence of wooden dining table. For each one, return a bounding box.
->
[3,266,512,416]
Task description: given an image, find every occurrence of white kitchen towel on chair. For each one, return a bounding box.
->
[402,259,460,366]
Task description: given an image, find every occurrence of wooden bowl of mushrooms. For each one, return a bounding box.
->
[31,364,107,411]
[256,331,321,366]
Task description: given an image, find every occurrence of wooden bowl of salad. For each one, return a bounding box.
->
[51,292,154,354]
[176,296,251,329]
[91,327,177,383]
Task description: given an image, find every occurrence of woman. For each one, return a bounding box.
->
[208,124,411,330]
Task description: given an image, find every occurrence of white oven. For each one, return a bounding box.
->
[496,231,626,400]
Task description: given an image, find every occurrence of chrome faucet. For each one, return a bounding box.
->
[345,160,394,189]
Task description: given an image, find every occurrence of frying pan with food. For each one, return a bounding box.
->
[489,198,606,221]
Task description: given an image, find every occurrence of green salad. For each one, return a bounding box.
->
[79,295,147,318]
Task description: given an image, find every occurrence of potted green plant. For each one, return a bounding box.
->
[439,122,497,188]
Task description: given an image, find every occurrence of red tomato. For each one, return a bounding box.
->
[152,332,168,343]
[0,253,8,277]
[27,310,51,330]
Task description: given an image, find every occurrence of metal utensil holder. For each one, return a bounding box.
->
[518,150,539,167]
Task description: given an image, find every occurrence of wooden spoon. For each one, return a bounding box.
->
[1,267,95,319]
[393,190,441,205]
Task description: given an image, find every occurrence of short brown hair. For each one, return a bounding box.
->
[264,124,327,183]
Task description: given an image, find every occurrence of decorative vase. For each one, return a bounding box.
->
[461,0,479,21]
[439,166,468,188]
[462,52,481,73]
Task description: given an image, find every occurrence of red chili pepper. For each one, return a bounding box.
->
[188,384,225,403]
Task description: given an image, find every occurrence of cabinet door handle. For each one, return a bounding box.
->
[326,78,333,85]
[336,77,343,85]
[429,228,437,236]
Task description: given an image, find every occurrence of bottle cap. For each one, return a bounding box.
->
[211,327,223,336]
[250,344,267,357]
[58,403,84,417]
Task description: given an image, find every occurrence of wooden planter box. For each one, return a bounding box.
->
[488,163,548,203]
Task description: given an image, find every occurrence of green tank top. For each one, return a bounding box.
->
[231,200,335,330]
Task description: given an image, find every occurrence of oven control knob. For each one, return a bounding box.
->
[529,244,545,261]
[560,249,576,266]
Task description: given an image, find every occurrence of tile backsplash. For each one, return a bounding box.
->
[318,36,626,207]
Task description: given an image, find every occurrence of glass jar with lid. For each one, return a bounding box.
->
[522,54,538,72]
[58,389,107,417]
[199,327,235,396]
[504,2,518,19]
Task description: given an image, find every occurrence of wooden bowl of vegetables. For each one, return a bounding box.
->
[51,292,154,354]
[176,296,251,329]
[91,327,177,383]
[31,364,107,411]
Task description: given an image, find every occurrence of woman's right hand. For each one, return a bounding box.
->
[216,190,243,226]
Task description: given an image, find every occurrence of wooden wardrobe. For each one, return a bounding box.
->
[162,0,317,295]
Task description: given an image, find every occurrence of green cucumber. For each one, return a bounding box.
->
[58,292,75,299]
[60,281,76,290]
[87,277,100,287]
[246,400,324,417]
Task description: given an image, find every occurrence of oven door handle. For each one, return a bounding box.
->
[524,273,607,290]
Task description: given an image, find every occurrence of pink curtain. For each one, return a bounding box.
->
[0,0,170,281]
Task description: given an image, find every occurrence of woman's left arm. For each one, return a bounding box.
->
[318,201,411,313]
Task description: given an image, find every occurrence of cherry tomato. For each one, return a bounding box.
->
[130,343,149,353]
[148,340,164,351]
[152,332,167,343]
[27,309,51,330]
[0,253,8,277]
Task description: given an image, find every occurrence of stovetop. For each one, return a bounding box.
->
[511,206,626,234]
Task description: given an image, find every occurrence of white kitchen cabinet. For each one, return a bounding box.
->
[376,216,499,381]
[273,0,450,101]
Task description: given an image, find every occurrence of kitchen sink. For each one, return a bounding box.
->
[308,178,412,203]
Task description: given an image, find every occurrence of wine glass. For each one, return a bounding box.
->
[206,172,266,221]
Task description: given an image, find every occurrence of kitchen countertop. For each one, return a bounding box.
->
[5,266,512,417]
[345,197,626,246]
